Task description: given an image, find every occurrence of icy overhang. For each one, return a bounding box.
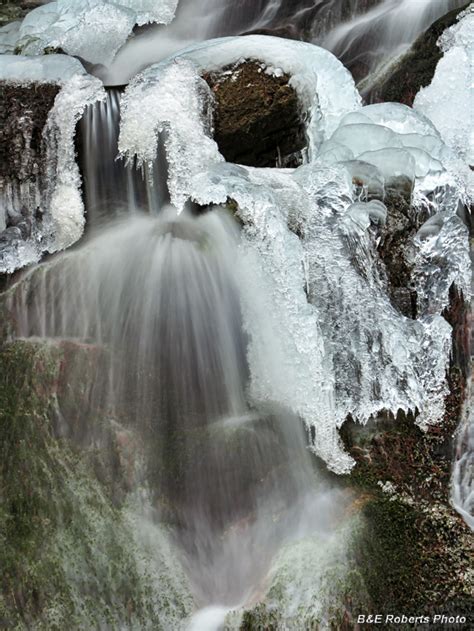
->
[7,0,179,66]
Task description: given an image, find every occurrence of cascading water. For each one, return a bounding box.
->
[78,88,168,224]
[322,0,468,88]
[6,207,348,618]
[96,0,466,87]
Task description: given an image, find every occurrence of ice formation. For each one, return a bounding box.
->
[414,5,474,167]
[11,0,179,66]
[0,55,105,273]
[117,36,470,473]
[0,21,21,55]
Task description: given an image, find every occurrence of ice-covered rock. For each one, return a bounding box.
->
[0,55,105,273]
[117,35,470,473]
[414,6,474,165]
[11,0,179,66]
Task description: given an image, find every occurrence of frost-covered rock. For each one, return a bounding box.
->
[11,0,179,65]
[414,6,474,166]
[0,55,105,273]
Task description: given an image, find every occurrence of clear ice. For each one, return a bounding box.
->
[414,5,474,166]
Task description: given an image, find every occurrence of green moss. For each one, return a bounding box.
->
[0,340,165,629]
[353,494,472,622]
[355,497,420,611]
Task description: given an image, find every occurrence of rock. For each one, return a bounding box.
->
[376,184,427,319]
[241,25,301,40]
[0,1,45,28]
[0,338,167,629]
[337,283,472,618]
[0,83,59,183]
[366,3,470,105]
[203,61,307,168]
[239,0,379,44]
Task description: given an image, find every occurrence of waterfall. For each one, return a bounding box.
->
[78,88,168,225]
[1,2,472,627]
[7,206,346,610]
[321,0,467,85]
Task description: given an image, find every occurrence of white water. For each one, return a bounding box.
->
[94,0,466,85]
[6,206,350,616]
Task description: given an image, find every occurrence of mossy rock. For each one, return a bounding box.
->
[0,339,191,629]
[232,514,371,630]
[366,3,470,105]
[354,494,472,621]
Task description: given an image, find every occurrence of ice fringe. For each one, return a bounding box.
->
[0,55,105,274]
[117,35,470,473]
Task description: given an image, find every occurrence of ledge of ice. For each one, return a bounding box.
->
[11,0,179,66]
[0,53,91,84]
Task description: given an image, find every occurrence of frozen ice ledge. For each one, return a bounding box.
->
[0,0,179,65]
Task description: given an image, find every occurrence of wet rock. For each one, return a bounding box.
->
[0,83,59,182]
[442,283,470,380]
[377,189,421,319]
[203,61,307,168]
[0,82,60,273]
[367,3,470,105]
[241,25,301,40]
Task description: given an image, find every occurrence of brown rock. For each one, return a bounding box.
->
[203,61,307,168]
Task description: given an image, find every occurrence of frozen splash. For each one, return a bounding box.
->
[118,36,470,473]
[0,55,105,274]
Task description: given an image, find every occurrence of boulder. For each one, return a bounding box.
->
[203,61,307,168]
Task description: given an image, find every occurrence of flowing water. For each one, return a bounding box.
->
[97,0,466,86]
[78,88,168,225]
[7,207,347,617]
